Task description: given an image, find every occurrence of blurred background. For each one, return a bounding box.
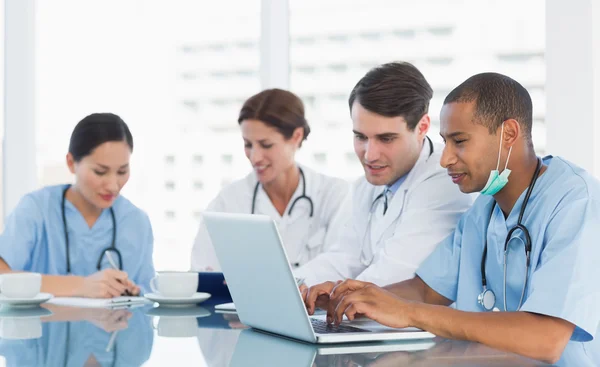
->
[1,0,548,271]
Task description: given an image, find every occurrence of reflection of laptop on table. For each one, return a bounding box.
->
[230,328,436,367]
[203,212,435,344]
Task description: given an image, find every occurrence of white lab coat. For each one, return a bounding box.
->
[294,140,474,287]
[190,165,350,271]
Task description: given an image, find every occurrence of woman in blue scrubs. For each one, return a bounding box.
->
[0,113,155,297]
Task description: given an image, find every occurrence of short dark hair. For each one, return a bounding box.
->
[68,113,133,161]
[348,62,433,130]
[443,72,533,138]
[238,89,310,146]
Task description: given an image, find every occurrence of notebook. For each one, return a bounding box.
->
[48,296,152,308]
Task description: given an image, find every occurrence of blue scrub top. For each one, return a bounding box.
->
[0,184,155,293]
[417,156,600,342]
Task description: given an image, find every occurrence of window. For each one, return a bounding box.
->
[313,152,327,164]
[497,52,543,63]
[35,1,261,272]
[182,100,199,112]
[222,154,233,165]
[296,65,316,74]
[290,0,546,186]
[236,40,255,49]
[328,64,347,73]
[427,26,454,37]
[393,29,416,39]
[295,36,317,45]
[346,151,357,163]
[426,57,453,66]
[328,34,349,43]
[193,155,203,165]
[193,181,204,191]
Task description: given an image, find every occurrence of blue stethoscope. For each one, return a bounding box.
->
[251,167,314,217]
[62,184,122,273]
[478,157,542,312]
[359,137,434,266]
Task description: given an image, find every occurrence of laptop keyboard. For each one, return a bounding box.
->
[310,318,371,334]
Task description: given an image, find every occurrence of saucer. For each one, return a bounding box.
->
[0,293,53,308]
[0,307,53,319]
[144,292,211,307]
[146,306,211,318]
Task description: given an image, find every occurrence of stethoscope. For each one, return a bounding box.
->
[359,137,434,266]
[64,322,118,367]
[477,157,542,312]
[62,185,122,273]
[251,167,314,217]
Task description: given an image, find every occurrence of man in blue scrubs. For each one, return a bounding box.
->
[304,72,600,364]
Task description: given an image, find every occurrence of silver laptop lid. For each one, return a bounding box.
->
[203,212,316,343]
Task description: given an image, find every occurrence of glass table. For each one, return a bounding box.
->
[0,299,597,366]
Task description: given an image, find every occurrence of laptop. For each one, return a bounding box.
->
[203,212,436,344]
[230,328,436,367]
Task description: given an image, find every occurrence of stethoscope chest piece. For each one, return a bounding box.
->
[477,287,496,311]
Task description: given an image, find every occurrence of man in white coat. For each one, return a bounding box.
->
[295,62,473,290]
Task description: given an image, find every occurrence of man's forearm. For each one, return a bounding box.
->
[384,276,452,305]
[383,277,427,301]
[408,303,574,364]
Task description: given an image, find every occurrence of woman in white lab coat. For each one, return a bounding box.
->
[190,89,350,271]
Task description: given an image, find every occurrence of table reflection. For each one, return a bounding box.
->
[0,302,595,367]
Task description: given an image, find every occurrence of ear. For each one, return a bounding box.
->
[291,127,304,148]
[415,114,431,139]
[502,119,520,146]
[66,153,76,174]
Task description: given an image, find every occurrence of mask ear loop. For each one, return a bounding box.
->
[497,122,513,172]
[496,123,505,171]
[504,146,513,171]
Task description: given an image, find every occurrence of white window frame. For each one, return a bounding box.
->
[3,0,37,220]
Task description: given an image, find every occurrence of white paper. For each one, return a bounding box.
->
[48,296,152,308]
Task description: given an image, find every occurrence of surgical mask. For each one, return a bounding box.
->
[480,123,513,196]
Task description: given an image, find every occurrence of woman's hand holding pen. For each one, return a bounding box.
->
[76,269,139,298]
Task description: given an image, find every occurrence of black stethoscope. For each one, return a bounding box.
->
[478,157,542,312]
[360,136,434,266]
[62,185,122,273]
[251,167,314,217]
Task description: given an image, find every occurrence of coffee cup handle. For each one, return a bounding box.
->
[151,317,158,330]
[150,276,158,294]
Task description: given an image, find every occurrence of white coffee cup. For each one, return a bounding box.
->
[153,316,198,338]
[0,317,42,340]
[0,273,42,298]
[150,271,198,298]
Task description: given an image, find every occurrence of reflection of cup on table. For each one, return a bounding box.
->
[154,316,198,338]
[0,317,42,340]
[0,273,41,298]
[150,271,198,298]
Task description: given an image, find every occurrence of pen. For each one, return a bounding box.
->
[105,330,119,352]
[105,252,132,296]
